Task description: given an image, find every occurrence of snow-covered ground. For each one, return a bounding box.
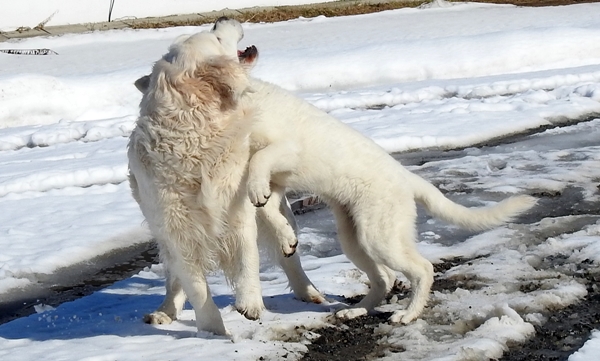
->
[1,1,600,360]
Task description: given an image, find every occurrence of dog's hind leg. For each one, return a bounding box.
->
[143,245,187,325]
[143,268,186,325]
[355,198,434,325]
[171,260,228,336]
[386,250,433,324]
[329,202,395,320]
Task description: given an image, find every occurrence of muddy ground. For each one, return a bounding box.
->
[299,262,600,361]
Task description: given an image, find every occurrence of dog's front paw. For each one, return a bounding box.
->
[247,178,271,207]
[143,311,174,325]
[335,307,368,320]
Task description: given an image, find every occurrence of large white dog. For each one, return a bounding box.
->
[137,18,537,327]
[128,29,323,336]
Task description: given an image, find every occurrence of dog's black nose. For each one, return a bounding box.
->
[212,16,230,30]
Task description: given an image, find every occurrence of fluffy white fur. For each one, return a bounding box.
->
[129,31,259,335]
[130,27,324,335]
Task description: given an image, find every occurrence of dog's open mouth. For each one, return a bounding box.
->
[238,45,258,65]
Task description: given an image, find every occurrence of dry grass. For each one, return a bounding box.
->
[127,0,600,30]
[129,1,428,29]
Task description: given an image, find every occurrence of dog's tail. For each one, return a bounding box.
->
[405,171,537,231]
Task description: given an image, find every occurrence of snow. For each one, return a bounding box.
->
[571,330,600,361]
[1,1,600,360]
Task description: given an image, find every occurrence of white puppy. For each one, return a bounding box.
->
[128,30,267,336]
[218,19,537,324]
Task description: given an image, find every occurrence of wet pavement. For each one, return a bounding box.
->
[0,242,159,325]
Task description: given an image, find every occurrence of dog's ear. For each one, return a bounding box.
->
[194,60,241,111]
[134,75,151,93]
[174,58,246,112]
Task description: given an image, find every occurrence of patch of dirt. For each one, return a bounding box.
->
[301,313,402,361]
[299,258,478,361]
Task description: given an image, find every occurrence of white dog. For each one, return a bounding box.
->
[127,29,323,336]
[131,26,325,333]
[137,18,537,327]
[219,19,537,324]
